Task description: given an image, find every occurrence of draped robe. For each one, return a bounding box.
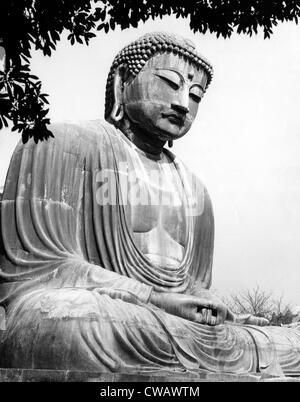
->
[0,120,300,376]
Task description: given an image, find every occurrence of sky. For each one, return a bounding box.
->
[1,16,300,304]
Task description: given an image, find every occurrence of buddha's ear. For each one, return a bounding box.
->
[109,65,126,123]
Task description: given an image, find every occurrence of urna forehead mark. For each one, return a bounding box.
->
[142,53,208,89]
[187,71,195,80]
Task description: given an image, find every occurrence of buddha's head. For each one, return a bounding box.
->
[105,32,213,144]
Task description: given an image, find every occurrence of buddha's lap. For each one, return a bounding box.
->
[2,287,299,373]
[3,287,260,348]
[6,287,214,336]
[1,287,177,369]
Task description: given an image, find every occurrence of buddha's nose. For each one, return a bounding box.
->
[171,87,190,115]
[171,102,189,115]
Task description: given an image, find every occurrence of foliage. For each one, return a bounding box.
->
[269,295,296,326]
[225,286,297,326]
[1,1,300,142]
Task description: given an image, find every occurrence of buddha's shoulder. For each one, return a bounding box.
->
[48,119,119,147]
[17,120,119,155]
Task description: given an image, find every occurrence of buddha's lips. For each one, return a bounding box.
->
[161,112,185,125]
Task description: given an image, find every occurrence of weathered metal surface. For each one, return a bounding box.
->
[0,32,300,377]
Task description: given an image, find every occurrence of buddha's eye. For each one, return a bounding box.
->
[154,70,181,90]
[189,85,203,103]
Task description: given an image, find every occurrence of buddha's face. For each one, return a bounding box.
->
[123,53,208,142]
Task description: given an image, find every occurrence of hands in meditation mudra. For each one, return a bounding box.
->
[0,32,298,376]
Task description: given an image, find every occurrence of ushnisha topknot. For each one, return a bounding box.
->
[104,31,214,119]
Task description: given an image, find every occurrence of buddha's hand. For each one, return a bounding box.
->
[234,314,269,326]
[149,291,228,326]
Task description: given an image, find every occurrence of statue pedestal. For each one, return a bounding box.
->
[0,368,298,382]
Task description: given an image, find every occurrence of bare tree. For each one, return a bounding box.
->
[226,285,273,318]
[269,295,295,326]
[225,286,296,325]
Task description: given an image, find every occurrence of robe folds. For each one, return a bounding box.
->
[0,120,300,375]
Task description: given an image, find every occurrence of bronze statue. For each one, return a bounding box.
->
[0,32,299,376]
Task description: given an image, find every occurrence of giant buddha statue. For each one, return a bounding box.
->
[0,32,300,377]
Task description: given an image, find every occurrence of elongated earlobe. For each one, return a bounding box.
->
[109,65,125,123]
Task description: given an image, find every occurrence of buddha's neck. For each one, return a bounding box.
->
[120,120,166,157]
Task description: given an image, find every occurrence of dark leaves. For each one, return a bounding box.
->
[0,62,52,143]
